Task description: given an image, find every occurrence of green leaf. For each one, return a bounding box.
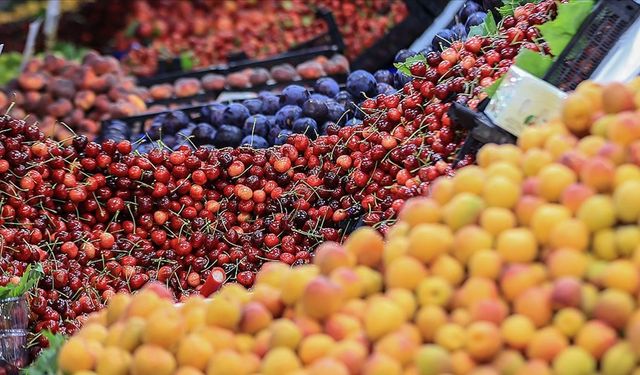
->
[537,0,594,56]
[497,0,543,18]
[0,51,23,84]
[124,20,139,38]
[467,24,485,38]
[484,12,498,35]
[524,114,537,125]
[513,49,553,78]
[498,0,523,18]
[484,49,553,98]
[180,52,194,71]
[467,12,498,37]
[0,264,43,299]
[302,15,313,27]
[281,0,293,10]
[393,54,426,76]
[484,75,505,98]
[21,331,66,375]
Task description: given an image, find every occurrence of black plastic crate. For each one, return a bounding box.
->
[136,45,343,87]
[287,8,345,53]
[414,0,450,18]
[136,8,344,87]
[543,0,640,91]
[351,0,439,71]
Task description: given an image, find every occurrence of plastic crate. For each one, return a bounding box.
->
[136,45,343,87]
[543,0,640,91]
[351,0,438,71]
[137,8,344,86]
[414,0,450,18]
[287,8,345,53]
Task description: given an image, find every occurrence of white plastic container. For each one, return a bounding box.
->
[485,66,567,137]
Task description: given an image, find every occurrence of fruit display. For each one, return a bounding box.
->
[110,69,398,150]
[49,77,640,373]
[145,54,350,102]
[116,0,408,76]
[431,0,488,52]
[0,51,148,141]
[0,44,90,86]
[0,1,568,351]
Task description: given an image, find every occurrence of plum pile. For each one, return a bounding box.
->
[0,0,561,352]
[106,69,398,151]
[147,54,350,103]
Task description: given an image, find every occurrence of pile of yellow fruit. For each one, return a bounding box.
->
[56,79,640,375]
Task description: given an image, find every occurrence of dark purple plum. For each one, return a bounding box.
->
[310,93,330,101]
[451,23,467,40]
[458,1,482,22]
[259,93,280,115]
[240,135,269,149]
[465,11,487,32]
[292,117,318,139]
[222,103,250,126]
[302,98,328,119]
[374,70,394,85]
[275,105,302,129]
[314,77,340,98]
[279,85,309,106]
[325,100,347,125]
[376,83,395,95]
[394,49,417,64]
[334,91,353,106]
[267,124,282,145]
[242,98,263,115]
[242,114,269,138]
[201,103,225,125]
[346,70,377,101]
[432,29,455,52]
[213,125,243,148]
[193,123,217,145]
[394,71,412,88]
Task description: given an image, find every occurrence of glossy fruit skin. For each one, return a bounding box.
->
[2,0,563,360]
[117,0,409,75]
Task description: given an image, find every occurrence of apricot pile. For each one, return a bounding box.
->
[147,54,350,102]
[56,79,640,375]
[1,51,148,141]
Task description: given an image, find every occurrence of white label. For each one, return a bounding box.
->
[485,66,567,137]
[44,0,61,49]
[216,92,259,102]
[21,19,43,72]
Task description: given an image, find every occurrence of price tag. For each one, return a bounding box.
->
[216,91,259,102]
[484,66,567,137]
[20,18,42,72]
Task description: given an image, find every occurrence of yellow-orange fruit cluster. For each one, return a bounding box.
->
[57,80,640,375]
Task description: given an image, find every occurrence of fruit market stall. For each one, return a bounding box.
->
[0,0,639,373]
